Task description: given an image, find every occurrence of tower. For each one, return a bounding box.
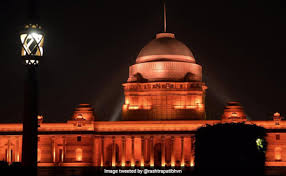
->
[122,33,207,120]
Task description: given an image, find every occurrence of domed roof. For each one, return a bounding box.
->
[136,33,195,64]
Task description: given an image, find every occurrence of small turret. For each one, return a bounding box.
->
[221,102,247,122]
[273,112,283,125]
[72,104,95,121]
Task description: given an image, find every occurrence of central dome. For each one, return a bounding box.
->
[127,32,202,83]
[136,33,195,64]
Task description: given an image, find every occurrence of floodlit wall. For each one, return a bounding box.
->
[122,82,207,120]
[0,120,286,167]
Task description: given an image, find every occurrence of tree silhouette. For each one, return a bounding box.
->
[194,123,267,176]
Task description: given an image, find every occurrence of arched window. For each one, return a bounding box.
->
[75,148,83,161]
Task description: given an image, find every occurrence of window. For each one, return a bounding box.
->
[276,134,280,140]
[77,136,82,142]
[75,148,83,161]
[275,147,282,161]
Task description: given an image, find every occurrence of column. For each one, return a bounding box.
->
[171,136,175,167]
[190,136,193,167]
[62,136,66,163]
[131,136,135,167]
[121,136,126,167]
[51,137,56,163]
[18,136,22,162]
[112,136,116,167]
[38,137,40,163]
[7,138,11,163]
[181,136,184,167]
[16,137,20,162]
[92,136,99,166]
[100,136,104,167]
[150,136,154,167]
[190,136,195,167]
[161,136,165,167]
[141,136,145,167]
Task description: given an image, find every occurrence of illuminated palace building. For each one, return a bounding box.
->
[0,32,285,167]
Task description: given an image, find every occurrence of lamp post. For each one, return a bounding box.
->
[20,24,44,169]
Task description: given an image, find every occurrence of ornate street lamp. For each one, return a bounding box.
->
[20,23,44,169]
[20,24,44,65]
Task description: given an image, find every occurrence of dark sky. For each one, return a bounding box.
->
[0,0,286,122]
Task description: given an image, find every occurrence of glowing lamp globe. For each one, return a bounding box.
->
[274,112,281,117]
[20,24,44,65]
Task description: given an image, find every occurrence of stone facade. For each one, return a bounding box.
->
[0,115,285,167]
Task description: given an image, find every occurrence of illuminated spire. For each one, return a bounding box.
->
[163,0,167,32]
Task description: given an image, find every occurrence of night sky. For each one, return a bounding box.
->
[0,0,286,122]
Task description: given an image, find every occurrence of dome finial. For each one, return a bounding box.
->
[163,0,167,32]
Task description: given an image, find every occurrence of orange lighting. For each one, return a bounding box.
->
[61,149,64,162]
[6,150,9,163]
[275,147,282,160]
[76,148,83,161]
[122,81,207,121]
[274,112,281,117]
[37,115,43,120]
[38,149,41,162]
[186,105,196,109]
[196,103,204,110]
[128,105,139,110]
[76,114,84,120]
[53,149,56,163]
[16,153,20,162]
[232,112,238,117]
[150,157,154,167]
[174,105,185,109]
[123,104,128,111]
[190,161,194,167]
[125,99,130,105]
[143,105,151,110]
